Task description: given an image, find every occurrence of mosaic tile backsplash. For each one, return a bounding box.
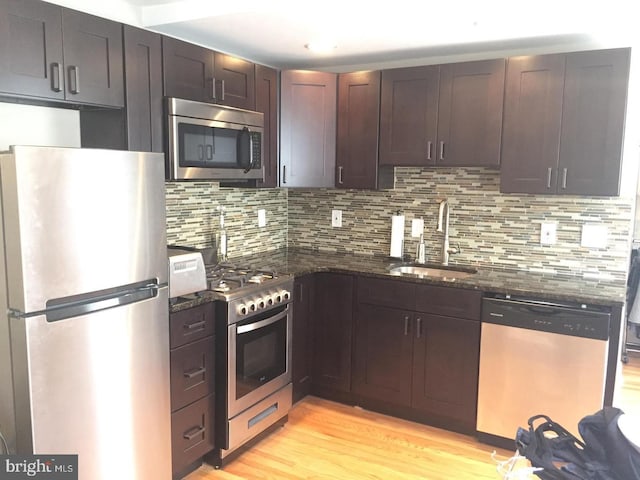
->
[288,168,634,285]
[165,182,287,256]
[165,168,634,286]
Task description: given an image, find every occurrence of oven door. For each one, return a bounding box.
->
[228,304,291,418]
[168,115,263,181]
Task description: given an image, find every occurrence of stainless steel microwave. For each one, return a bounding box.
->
[166,97,264,181]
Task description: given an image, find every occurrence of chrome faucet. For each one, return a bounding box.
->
[436,199,460,265]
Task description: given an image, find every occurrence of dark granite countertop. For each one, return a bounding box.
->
[170,248,626,312]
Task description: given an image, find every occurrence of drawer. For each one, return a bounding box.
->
[171,336,215,411]
[415,284,481,320]
[170,303,215,348]
[357,276,416,309]
[171,394,215,476]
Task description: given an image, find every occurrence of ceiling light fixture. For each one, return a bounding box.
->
[304,41,337,54]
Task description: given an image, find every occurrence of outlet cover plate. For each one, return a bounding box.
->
[258,209,266,228]
[540,222,557,245]
[331,209,342,227]
[411,218,424,237]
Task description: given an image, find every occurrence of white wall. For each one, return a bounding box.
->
[0,104,81,151]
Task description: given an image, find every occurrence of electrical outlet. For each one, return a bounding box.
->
[258,209,266,228]
[411,218,424,237]
[540,222,557,245]
[331,209,342,227]
[581,224,607,248]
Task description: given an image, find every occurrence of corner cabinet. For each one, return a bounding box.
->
[255,65,278,188]
[500,48,630,196]
[336,71,393,189]
[0,0,124,107]
[379,59,504,168]
[280,70,337,188]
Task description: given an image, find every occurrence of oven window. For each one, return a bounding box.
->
[235,311,287,400]
[178,123,237,167]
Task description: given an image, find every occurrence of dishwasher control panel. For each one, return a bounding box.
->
[482,295,610,340]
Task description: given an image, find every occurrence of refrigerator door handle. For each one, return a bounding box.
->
[39,280,161,323]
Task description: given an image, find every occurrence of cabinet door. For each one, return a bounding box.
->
[500,54,565,194]
[162,36,215,102]
[292,274,314,402]
[61,9,124,107]
[353,304,413,407]
[379,66,439,166]
[255,64,278,188]
[214,52,255,109]
[437,59,505,167]
[0,0,64,100]
[280,70,336,187]
[123,26,163,152]
[412,314,480,430]
[312,273,353,394]
[336,71,382,189]
[558,48,629,196]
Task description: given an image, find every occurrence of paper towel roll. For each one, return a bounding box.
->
[390,214,405,258]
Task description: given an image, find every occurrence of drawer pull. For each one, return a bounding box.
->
[184,320,206,331]
[404,315,410,336]
[184,367,206,379]
[183,425,205,441]
[416,317,422,339]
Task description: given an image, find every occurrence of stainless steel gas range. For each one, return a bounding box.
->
[205,263,294,467]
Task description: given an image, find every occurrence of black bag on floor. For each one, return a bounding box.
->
[515,413,620,480]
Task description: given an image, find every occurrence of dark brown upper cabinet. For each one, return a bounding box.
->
[501,48,630,196]
[214,53,255,110]
[0,0,124,107]
[123,26,163,152]
[162,36,215,103]
[255,64,278,188]
[162,37,256,109]
[379,66,439,166]
[379,59,504,168]
[336,71,393,190]
[280,70,337,188]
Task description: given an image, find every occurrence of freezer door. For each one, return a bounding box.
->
[10,287,171,479]
[0,146,167,314]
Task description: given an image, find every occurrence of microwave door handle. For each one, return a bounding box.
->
[242,127,256,173]
[206,144,213,160]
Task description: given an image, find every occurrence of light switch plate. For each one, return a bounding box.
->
[258,209,266,228]
[581,224,607,249]
[540,222,557,245]
[411,218,424,237]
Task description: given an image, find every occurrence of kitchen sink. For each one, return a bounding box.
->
[388,264,477,280]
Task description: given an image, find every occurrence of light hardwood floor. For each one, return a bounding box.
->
[184,357,640,480]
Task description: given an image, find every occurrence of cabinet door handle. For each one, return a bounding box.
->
[426,141,432,161]
[184,366,206,379]
[183,425,205,441]
[546,167,553,189]
[561,168,568,189]
[184,320,206,332]
[51,63,62,92]
[282,165,287,184]
[438,141,445,161]
[338,166,344,185]
[211,77,217,101]
[416,317,422,339]
[404,315,410,336]
[221,79,226,101]
[68,65,79,94]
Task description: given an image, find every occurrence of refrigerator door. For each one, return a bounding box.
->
[10,287,171,479]
[0,146,167,315]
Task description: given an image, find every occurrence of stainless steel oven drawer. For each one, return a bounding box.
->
[226,383,292,454]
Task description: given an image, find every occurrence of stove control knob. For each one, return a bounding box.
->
[247,302,256,312]
[280,290,291,301]
[266,296,274,306]
[238,304,248,316]
[275,293,282,303]
[257,298,266,309]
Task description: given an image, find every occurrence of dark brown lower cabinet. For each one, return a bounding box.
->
[353,276,481,432]
[311,273,354,397]
[292,274,315,402]
[169,303,216,478]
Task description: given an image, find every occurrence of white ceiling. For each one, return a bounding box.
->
[48,0,637,71]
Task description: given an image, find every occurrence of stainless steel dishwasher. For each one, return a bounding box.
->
[476,294,611,446]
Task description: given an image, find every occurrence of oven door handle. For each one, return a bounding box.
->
[237,307,288,334]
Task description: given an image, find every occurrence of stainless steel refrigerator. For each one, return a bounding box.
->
[0,146,171,479]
